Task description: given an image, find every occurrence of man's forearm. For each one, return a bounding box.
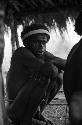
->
[44,51,66,71]
[51,58,66,71]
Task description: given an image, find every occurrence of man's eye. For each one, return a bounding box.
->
[42,42,46,45]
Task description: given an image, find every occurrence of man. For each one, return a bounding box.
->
[63,12,82,125]
[6,24,66,125]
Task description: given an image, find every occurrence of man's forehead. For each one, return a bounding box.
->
[34,34,48,41]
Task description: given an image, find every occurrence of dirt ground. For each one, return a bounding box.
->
[42,90,69,125]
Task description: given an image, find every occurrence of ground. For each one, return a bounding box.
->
[42,88,69,125]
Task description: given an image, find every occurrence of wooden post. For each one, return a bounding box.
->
[0,2,9,125]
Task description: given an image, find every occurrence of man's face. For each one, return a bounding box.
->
[30,34,48,57]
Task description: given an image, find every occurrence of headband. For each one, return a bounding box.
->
[22,29,50,40]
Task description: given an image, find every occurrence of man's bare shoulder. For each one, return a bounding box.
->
[13,47,35,58]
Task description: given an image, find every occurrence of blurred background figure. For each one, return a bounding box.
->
[63,12,82,125]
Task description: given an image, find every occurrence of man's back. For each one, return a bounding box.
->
[6,47,43,101]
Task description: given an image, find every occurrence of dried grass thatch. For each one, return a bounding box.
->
[5,0,81,29]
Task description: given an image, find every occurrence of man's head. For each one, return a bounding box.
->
[21,24,50,57]
[75,12,82,36]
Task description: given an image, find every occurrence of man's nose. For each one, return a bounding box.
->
[39,42,43,48]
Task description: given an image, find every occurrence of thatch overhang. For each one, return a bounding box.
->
[4,0,82,30]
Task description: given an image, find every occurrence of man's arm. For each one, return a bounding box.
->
[44,51,66,71]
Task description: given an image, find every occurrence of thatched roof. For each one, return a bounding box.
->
[4,0,82,29]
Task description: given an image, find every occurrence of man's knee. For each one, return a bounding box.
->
[57,71,63,86]
[52,71,63,88]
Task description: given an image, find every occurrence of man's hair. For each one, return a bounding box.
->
[21,24,50,44]
[75,12,82,35]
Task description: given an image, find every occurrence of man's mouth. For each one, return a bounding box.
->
[37,50,44,55]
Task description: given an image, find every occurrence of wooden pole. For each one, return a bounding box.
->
[0,2,9,124]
